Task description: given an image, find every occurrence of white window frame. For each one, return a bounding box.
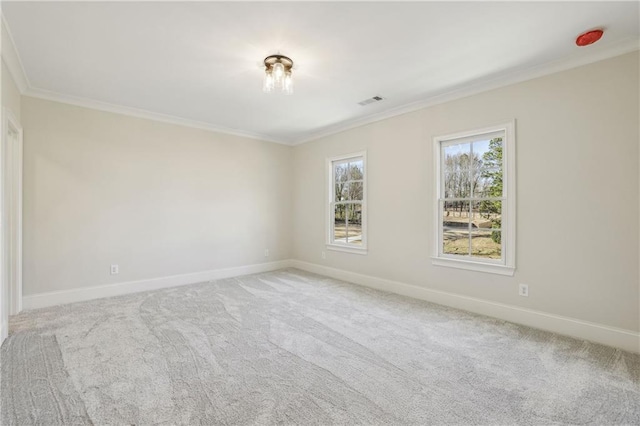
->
[326,152,367,255]
[432,121,516,276]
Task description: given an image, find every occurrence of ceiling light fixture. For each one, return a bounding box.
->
[263,54,294,94]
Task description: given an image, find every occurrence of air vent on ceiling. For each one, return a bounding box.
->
[358,96,384,106]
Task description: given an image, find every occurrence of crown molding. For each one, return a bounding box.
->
[1,14,289,145]
[1,14,30,93]
[23,87,289,145]
[2,10,638,148]
[291,37,640,145]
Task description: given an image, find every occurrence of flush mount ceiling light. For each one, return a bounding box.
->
[263,54,294,94]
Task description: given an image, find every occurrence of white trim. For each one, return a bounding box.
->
[15,254,640,352]
[326,151,368,252]
[0,104,22,342]
[2,108,23,315]
[0,16,288,146]
[431,257,514,276]
[2,15,637,147]
[1,14,29,93]
[292,38,639,145]
[23,88,288,145]
[290,260,640,354]
[326,244,368,256]
[436,126,508,145]
[0,7,5,345]
[432,121,516,275]
[22,260,293,311]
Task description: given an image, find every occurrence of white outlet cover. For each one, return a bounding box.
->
[519,284,528,297]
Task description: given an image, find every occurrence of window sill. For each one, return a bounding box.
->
[326,244,368,255]
[431,256,515,276]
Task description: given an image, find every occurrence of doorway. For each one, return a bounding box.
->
[0,108,23,343]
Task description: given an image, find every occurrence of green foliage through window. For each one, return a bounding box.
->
[442,137,503,258]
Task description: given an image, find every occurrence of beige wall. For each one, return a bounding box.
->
[22,97,292,295]
[2,15,24,121]
[293,52,640,331]
[17,51,640,333]
[2,61,21,121]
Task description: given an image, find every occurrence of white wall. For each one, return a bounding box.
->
[292,52,639,332]
[22,97,291,296]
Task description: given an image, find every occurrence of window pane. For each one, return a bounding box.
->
[442,200,470,230]
[471,139,491,166]
[348,182,363,200]
[333,204,347,243]
[443,228,470,256]
[330,155,366,250]
[475,168,503,198]
[473,137,503,172]
[444,142,483,180]
[473,138,502,199]
[443,143,470,163]
[436,128,511,270]
[348,160,364,181]
[346,204,363,245]
[335,181,348,201]
[334,163,348,184]
[477,200,502,230]
[471,230,501,259]
[444,171,471,198]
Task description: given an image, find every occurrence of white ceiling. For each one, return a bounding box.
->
[3,1,639,144]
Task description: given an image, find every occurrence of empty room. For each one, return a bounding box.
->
[0,1,638,425]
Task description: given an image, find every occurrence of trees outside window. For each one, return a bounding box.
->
[327,153,367,254]
[433,123,515,276]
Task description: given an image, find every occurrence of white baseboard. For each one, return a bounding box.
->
[22,260,293,311]
[290,260,640,354]
[21,258,640,353]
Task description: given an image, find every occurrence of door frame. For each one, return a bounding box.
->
[2,108,23,328]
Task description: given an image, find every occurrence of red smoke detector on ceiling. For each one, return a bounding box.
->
[576,29,604,47]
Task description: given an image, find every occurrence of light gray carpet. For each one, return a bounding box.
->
[2,268,639,425]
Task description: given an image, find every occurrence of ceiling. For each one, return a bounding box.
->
[3,1,639,144]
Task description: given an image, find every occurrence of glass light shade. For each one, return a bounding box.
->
[283,71,293,95]
[272,62,285,86]
[262,56,294,94]
[263,70,274,92]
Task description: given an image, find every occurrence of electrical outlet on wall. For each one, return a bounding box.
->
[321,251,326,259]
[519,283,529,297]
[110,264,119,275]
[264,249,269,257]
